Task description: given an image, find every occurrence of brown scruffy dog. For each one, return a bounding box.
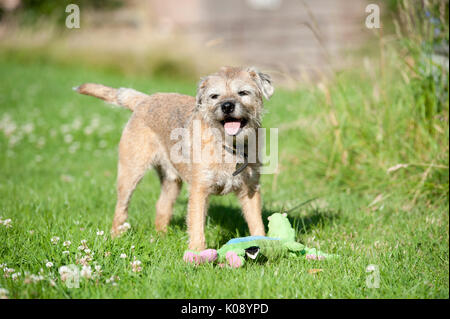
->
[75,66,274,251]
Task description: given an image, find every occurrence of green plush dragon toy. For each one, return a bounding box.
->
[183,213,336,268]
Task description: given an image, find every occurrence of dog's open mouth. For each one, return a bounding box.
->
[221,117,248,136]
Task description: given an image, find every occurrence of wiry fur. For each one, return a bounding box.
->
[75,66,274,251]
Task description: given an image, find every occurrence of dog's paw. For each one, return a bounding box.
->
[111,222,131,238]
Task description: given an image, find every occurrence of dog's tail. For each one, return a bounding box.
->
[74,83,148,111]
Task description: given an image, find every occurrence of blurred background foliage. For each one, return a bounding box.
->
[0,0,448,203]
[1,0,123,24]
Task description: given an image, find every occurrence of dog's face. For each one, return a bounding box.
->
[196,66,274,136]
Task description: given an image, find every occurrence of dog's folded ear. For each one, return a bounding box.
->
[247,67,274,100]
[196,76,209,107]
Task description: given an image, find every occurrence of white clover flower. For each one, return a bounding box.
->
[36,137,46,148]
[0,288,9,299]
[22,123,34,134]
[90,117,100,128]
[62,251,70,255]
[130,258,142,273]
[80,265,92,279]
[32,274,44,282]
[120,253,127,259]
[46,262,54,268]
[3,267,15,277]
[71,118,83,130]
[59,265,78,283]
[64,134,73,143]
[58,266,70,278]
[60,124,70,133]
[130,245,135,250]
[106,275,120,285]
[4,123,17,136]
[9,136,21,147]
[11,272,21,280]
[96,230,104,236]
[366,265,377,272]
[77,255,91,266]
[63,241,71,247]
[117,222,131,233]
[92,265,102,278]
[68,142,80,154]
[84,248,91,254]
[1,219,12,228]
[51,236,60,245]
[78,240,88,251]
[84,126,94,135]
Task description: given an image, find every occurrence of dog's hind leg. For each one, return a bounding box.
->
[111,114,156,237]
[154,167,182,232]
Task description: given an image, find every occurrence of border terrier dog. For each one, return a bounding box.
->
[75,66,274,251]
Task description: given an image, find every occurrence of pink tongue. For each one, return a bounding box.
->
[224,121,241,135]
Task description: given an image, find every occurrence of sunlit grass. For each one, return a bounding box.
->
[0,54,447,299]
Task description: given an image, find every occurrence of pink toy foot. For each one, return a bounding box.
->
[306,254,326,260]
[226,251,243,268]
[183,249,217,265]
[199,249,217,263]
[183,251,197,263]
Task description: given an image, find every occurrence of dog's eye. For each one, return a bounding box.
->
[210,94,219,100]
[238,90,250,96]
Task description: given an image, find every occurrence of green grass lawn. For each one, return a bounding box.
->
[0,57,448,299]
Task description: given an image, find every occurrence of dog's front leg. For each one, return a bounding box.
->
[237,187,265,236]
[187,184,209,251]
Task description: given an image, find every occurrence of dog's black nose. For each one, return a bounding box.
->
[221,101,235,114]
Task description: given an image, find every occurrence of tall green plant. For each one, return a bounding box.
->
[395,0,449,133]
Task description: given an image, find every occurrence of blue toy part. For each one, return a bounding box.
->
[226,236,280,245]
